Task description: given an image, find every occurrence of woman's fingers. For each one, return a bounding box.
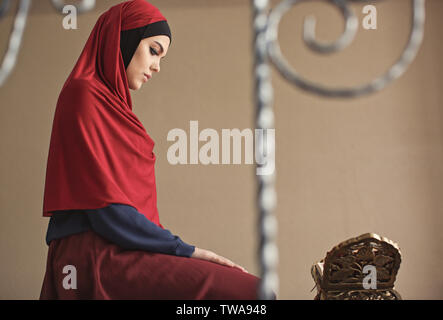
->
[232,264,249,273]
[193,248,249,273]
[212,253,249,273]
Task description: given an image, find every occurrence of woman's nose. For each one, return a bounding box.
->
[151,63,160,73]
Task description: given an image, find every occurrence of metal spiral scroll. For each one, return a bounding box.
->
[0,0,31,87]
[0,0,96,88]
[252,0,425,299]
[266,0,426,98]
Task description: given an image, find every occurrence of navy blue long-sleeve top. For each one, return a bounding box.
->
[45,203,195,258]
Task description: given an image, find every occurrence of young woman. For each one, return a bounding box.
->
[39,0,275,300]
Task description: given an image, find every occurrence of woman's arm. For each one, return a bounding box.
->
[86,204,195,257]
[86,204,248,272]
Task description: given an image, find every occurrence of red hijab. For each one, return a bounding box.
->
[42,0,169,228]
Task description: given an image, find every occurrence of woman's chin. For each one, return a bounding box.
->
[129,81,143,91]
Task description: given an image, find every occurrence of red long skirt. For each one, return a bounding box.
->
[39,230,273,300]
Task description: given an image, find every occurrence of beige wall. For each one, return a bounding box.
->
[1,0,442,299]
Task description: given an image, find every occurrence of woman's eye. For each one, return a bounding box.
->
[150,47,158,56]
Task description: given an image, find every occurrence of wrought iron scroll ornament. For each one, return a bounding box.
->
[266,0,426,98]
[0,0,31,87]
[0,0,96,88]
[252,0,425,300]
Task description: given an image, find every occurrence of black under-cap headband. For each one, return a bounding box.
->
[120,20,171,69]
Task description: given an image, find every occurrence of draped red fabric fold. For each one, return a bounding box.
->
[40,231,264,300]
[42,0,167,228]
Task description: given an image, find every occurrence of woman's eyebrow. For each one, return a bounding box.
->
[154,41,164,54]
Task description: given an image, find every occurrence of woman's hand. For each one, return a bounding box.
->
[191,247,249,273]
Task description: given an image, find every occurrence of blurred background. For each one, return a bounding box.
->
[0,0,442,299]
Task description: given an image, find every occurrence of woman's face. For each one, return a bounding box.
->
[126,35,170,90]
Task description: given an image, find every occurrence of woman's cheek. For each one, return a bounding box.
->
[129,77,139,90]
[136,77,144,90]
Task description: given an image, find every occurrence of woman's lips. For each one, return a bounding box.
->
[143,73,151,82]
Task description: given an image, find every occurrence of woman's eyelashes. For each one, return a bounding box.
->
[150,47,159,56]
